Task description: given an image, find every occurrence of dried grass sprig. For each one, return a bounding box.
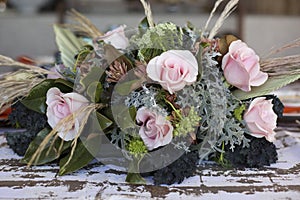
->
[139,0,155,28]
[0,54,55,114]
[0,71,47,114]
[203,0,223,36]
[264,38,300,58]
[64,9,103,38]
[260,38,300,77]
[208,0,239,39]
[27,103,105,167]
[0,55,52,75]
[261,55,300,76]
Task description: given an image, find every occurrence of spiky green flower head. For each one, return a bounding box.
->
[173,106,201,137]
[128,138,148,158]
[233,104,246,121]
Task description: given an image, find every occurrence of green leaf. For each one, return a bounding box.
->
[115,79,142,96]
[53,25,86,71]
[87,81,103,103]
[22,128,71,165]
[112,105,136,130]
[138,17,150,35]
[125,156,146,184]
[125,173,146,184]
[233,74,300,100]
[103,44,134,69]
[54,78,74,89]
[96,112,113,131]
[58,137,98,175]
[80,67,105,91]
[139,48,164,63]
[21,79,72,114]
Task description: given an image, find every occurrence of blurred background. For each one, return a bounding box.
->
[0,0,299,61]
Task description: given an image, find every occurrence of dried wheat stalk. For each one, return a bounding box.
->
[140,0,155,28]
[28,104,104,167]
[208,0,239,39]
[64,9,103,38]
[261,55,300,76]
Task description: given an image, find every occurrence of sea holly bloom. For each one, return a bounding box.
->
[221,40,268,92]
[46,87,89,141]
[136,107,173,151]
[146,50,198,94]
[98,25,129,49]
[243,97,277,142]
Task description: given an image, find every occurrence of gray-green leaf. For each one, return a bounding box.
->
[233,74,300,100]
[53,25,86,71]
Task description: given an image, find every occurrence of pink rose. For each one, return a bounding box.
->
[222,40,268,92]
[243,97,277,142]
[98,25,129,49]
[136,107,173,150]
[146,50,198,94]
[46,87,89,141]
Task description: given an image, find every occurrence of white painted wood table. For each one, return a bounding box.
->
[0,128,299,200]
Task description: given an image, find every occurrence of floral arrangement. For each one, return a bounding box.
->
[1,0,300,185]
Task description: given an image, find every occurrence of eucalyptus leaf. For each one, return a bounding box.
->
[22,128,71,165]
[115,79,142,96]
[21,79,72,114]
[80,67,105,91]
[233,74,300,100]
[87,81,103,103]
[96,112,113,131]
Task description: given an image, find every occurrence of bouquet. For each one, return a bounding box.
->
[1,0,300,185]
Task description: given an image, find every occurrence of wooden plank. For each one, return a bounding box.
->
[0,129,299,199]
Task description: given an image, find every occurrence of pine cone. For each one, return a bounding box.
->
[106,61,128,82]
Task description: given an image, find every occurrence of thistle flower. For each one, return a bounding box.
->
[106,60,128,83]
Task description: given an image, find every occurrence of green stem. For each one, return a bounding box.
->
[165,99,182,119]
[219,141,225,164]
[125,156,146,184]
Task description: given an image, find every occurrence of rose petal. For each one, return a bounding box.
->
[146,50,198,94]
[136,107,173,150]
[223,56,251,91]
[244,97,277,141]
[46,87,89,141]
[222,40,267,91]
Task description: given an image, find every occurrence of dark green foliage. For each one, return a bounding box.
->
[225,135,278,168]
[152,151,199,185]
[6,102,49,156]
[6,130,39,157]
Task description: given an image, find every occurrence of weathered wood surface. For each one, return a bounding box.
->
[0,129,299,199]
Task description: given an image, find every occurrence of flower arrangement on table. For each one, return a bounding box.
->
[1,0,300,185]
